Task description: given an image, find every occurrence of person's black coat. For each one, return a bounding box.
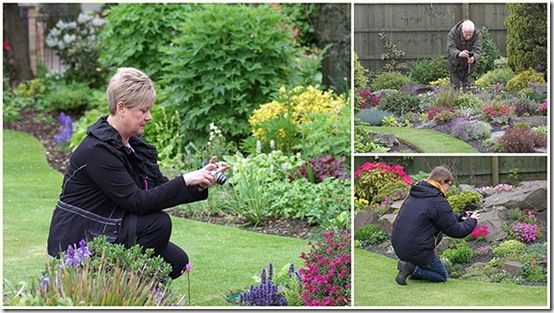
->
[47,116,207,256]
[391,181,477,267]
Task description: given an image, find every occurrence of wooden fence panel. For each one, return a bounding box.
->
[354,3,508,71]
[354,156,546,186]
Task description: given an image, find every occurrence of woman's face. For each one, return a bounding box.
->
[441,180,452,193]
[121,102,152,137]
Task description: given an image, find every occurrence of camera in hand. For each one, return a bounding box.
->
[468,51,474,58]
[203,160,227,185]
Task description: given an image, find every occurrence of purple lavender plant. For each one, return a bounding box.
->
[53,112,73,144]
[39,273,49,292]
[239,263,286,306]
[60,239,91,269]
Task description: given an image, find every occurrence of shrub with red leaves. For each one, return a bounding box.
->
[289,155,348,183]
[499,127,536,152]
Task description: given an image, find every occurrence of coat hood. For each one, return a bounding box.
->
[87,116,124,148]
[409,181,444,198]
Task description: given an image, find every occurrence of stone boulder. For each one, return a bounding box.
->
[490,131,505,143]
[379,213,398,235]
[483,180,547,211]
[477,207,509,242]
[502,260,523,277]
[458,184,478,194]
[372,133,399,150]
[511,116,547,128]
[399,83,433,96]
[391,200,404,210]
[354,210,379,231]
[373,89,397,101]
[434,236,450,255]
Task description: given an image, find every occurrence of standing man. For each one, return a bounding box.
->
[447,20,482,90]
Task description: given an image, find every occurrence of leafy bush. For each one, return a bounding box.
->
[492,239,526,258]
[249,85,347,155]
[266,177,350,225]
[377,90,420,116]
[46,13,106,87]
[499,127,536,153]
[517,88,547,103]
[512,96,539,116]
[482,100,512,124]
[371,71,410,91]
[4,237,182,306]
[142,106,186,169]
[429,77,450,88]
[450,118,492,141]
[474,67,514,88]
[447,191,481,212]
[356,88,379,110]
[453,93,484,109]
[161,4,295,145]
[40,83,92,113]
[99,4,194,81]
[505,3,547,74]
[427,106,455,120]
[354,162,412,205]
[289,155,348,183]
[522,260,547,283]
[14,78,43,98]
[505,68,546,93]
[355,108,394,126]
[3,89,34,123]
[433,110,458,124]
[299,230,350,306]
[354,52,369,109]
[409,57,448,84]
[442,244,474,264]
[69,107,109,151]
[471,27,501,78]
[354,224,388,246]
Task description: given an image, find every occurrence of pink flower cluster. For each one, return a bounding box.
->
[512,222,539,243]
[522,209,537,218]
[483,103,511,119]
[476,246,489,255]
[476,184,514,194]
[299,230,351,306]
[354,162,413,185]
[471,224,489,239]
[537,100,548,116]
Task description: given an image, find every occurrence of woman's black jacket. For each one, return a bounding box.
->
[47,116,207,256]
[391,181,477,267]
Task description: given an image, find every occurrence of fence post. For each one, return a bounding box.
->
[27,5,39,76]
[491,156,499,186]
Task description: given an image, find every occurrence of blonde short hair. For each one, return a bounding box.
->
[107,67,156,115]
[428,166,454,184]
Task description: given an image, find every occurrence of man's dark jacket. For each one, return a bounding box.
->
[47,117,207,256]
[391,181,477,267]
[447,20,482,69]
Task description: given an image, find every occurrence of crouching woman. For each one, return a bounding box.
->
[391,166,480,285]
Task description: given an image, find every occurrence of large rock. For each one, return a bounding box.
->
[391,200,404,210]
[372,133,399,150]
[379,213,398,235]
[399,83,433,96]
[389,188,409,201]
[458,184,478,194]
[354,210,379,231]
[477,207,509,241]
[502,261,523,277]
[490,131,505,143]
[483,180,547,211]
[434,236,450,255]
[511,116,547,128]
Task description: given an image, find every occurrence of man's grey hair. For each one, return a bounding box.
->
[107,67,156,115]
[461,20,475,32]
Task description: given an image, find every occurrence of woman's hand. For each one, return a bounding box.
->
[469,211,481,221]
[207,155,229,173]
[182,165,216,188]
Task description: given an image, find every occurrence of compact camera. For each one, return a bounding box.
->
[203,160,227,185]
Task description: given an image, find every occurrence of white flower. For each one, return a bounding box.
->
[269,140,275,150]
[63,34,76,44]
[66,22,77,29]
[57,40,65,49]
[56,20,67,29]
[209,122,216,130]
[49,28,61,37]
[77,12,92,24]
[46,36,58,48]
[91,17,105,27]
[256,140,262,154]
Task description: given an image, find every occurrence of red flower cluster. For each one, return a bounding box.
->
[299,230,351,306]
[427,106,455,120]
[482,103,511,119]
[354,162,413,185]
[470,224,489,239]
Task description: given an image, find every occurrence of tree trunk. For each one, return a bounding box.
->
[4,3,34,86]
[312,4,351,93]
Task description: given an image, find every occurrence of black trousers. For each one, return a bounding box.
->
[134,211,189,279]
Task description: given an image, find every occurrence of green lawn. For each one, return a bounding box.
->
[3,130,307,306]
[366,126,476,153]
[354,249,547,307]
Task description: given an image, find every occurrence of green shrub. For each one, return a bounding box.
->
[354,52,369,92]
[371,72,410,91]
[69,108,108,151]
[453,93,484,109]
[492,239,526,258]
[354,224,388,246]
[409,57,448,85]
[505,68,546,92]
[161,4,295,145]
[14,78,43,98]
[355,108,395,126]
[3,90,34,123]
[40,83,92,113]
[377,90,420,116]
[99,4,195,81]
[494,57,508,69]
[142,106,186,170]
[474,68,515,88]
[505,3,547,74]
[447,191,481,212]
[522,261,547,283]
[442,244,474,264]
[517,88,547,103]
[472,27,501,78]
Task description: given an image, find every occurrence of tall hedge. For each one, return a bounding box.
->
[98,4,195,81]
[505,3,547,75]
[160,4,295,145]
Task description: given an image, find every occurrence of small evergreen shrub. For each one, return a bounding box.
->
[377,90,420,116]
[499,127,536,153]
[513,97,539,116]
[450,118,492,141]
[472,27,501,78]
[442,244,475,264]
[409,57,448,84]
[354,224,388,246]
[447,191,481,212]
[505,69,546,93]
[453,93,484,109]
[492,239,526,258]
[40,83,92,113]
[356,108,395,126]
[474,68,515,88]
[371,72,410,91]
